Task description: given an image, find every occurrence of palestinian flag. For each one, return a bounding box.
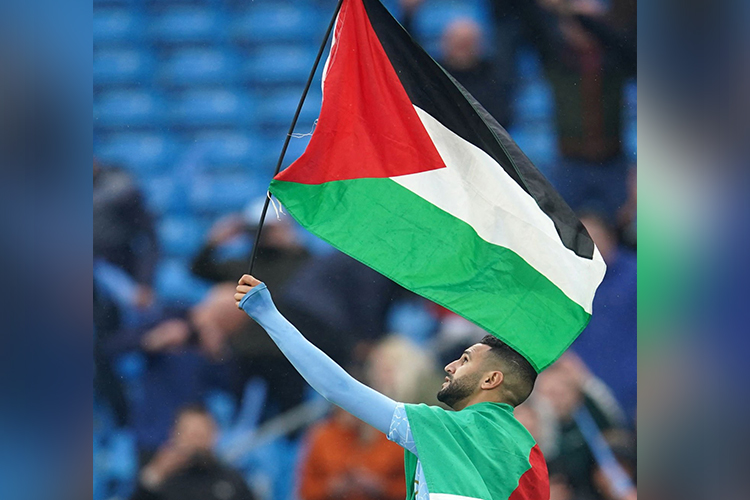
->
[269,0,606,372]
[404,402,548,500]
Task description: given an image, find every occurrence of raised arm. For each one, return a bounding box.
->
[234,275,397,434]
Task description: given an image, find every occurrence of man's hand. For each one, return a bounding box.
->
[235,274,263,308]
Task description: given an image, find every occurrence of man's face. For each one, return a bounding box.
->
[437,343,490,409]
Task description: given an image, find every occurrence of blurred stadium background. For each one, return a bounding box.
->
[93,1,637,499]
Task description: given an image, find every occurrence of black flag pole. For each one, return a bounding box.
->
[247,0,345,275]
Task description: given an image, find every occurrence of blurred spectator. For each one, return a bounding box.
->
[277,251,409,367]
[572,211,637,421]
[297,407,406,500]
[519,0,637,218]
[191,197,309,285]
[191,199,311,419]
[515,395,560,459]
[94,284,129,427]
[131,404,256,500]
[536,354,624,497]
[297,336,437,500]
[546,459,582,500]
[364,335,442,406]
[441,18,513,127]
[106,283,248,460]
[430,312,486,368]
[591,430,636,500]
[94,158,158,425]
[93,159,158,309]
[400,1,513,126]
[616,166,637,250]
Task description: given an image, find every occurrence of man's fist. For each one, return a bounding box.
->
[235,274,262,307]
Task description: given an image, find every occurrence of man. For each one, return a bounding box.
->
[131,404,256,500]
[190,197,311,419]
[234,275,549,500]
[572,210,636,421]
[106,283,245,460]
[399,1,514,127]
[94,159,158,309]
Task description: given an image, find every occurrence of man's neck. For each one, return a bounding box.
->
[455,393,508,411]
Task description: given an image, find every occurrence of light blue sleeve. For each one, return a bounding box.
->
[239,283,397,434]
[388,403,419,457]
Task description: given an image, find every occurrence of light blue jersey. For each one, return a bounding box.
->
[239,284,430,497]
[388,404,430,499]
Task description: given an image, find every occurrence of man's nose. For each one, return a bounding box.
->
[444,362,455,374]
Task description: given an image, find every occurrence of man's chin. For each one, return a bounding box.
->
[436,389,456,409]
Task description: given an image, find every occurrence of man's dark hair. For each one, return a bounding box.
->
[479,335,537,406]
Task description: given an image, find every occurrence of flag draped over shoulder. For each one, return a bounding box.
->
[403,403,548,500]
[269,0,606,372]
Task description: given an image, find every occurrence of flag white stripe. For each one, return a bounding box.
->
[390,106,606,313]
[429,494,485,500]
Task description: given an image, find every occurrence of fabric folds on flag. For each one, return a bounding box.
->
[403,403,549,500]
[269,0,606,372]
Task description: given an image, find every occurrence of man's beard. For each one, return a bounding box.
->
[437,372,481,409]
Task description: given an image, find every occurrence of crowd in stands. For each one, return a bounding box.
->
[93,1,636,499]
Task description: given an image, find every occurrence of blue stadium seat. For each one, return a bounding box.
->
[260,133,311,174]
[148,7,226,46]
[158,216,209,257]
[141,175,189,215]
[158,49,242,88]
[148,0,224,5]
[623,81,637,160]
[93,428,138,500]
[379,0,402,13]
[189,173,265,214]
[231,5,324,45]
[257,90,321,132]
[154,258,212,305]
[113,352,146,382]
[93,8,144,45]
[623,118,636,161]
[281,134,312,170]
[513,81,554,124]
[94,48,155,88]
[624,80,637,120]
[94,90,166,129]
[506,124,558,174]
[516,47,544,83]
[95,132,178,174]
[386,300,439,346]
[94,0,139,7]
[233,0,317,5]
[205,390,238,430]
[243,47,316,88]
[192,131,266,171]
[412,0,490,42]
[169,90,256,128]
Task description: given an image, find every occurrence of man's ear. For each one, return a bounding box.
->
[480,370,504,391]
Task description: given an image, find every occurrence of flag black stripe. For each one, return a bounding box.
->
[360,0,594,259]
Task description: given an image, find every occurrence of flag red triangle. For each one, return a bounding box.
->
[508,445,550,500]
[274,0,446,185]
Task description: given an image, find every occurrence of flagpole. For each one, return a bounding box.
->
[247,0,345,275]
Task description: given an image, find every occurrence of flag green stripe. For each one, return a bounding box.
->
[404,402,534,500]
[270,177,590,371]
